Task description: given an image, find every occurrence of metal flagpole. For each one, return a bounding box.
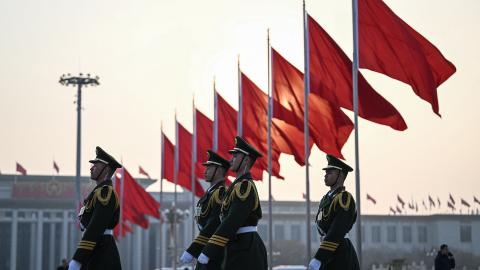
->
[191,97,197,242]
[267,29,274,270]
[174,114,179,270]
[159,122,165,269]
[237,56,243,137]
[213,78,218,151]
[302,0,312,262]
[351,0,363,266]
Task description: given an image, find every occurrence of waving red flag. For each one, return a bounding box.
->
[272,48,353,159]
[195,109,213,179]
[16,162,27,175]
[178,122,205,197]
[217,92,269,180]
[396,206,402,214]
[359,0,456,115]
[139,166,151,178]
[366,194,377,204]
[461,198,471,208]
[449,194,456,205]
[474,196,480,205]
[161,132,174,182]
[308,15,406,131]
[114,168,160,235]
[428,195,436,207]
[53,161,60,174]
[389,207,396,214]
[242,72,312,167]
[447,201,455,211]
[397,195,405,207]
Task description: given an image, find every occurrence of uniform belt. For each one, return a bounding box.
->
[236,226,257,234]
[104,229,113,235]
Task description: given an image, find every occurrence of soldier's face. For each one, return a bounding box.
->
[324,169,339,186]
[204,165,216,181]
[230,152,244,172]
[90,162,107,180]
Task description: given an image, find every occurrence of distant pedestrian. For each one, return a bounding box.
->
[57,258,68,270]
[435,244,455,270]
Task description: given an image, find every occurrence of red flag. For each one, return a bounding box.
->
[242,72,312,167]
[437,197,441,208]
[447,201,455,211]
[366,194,377,204]
[195,109,213,179]
[396,206,402,214]
[474,196,480,205]
[53,161,60,174]
[359,0,456,115]
[461,198,471,208]
[422,200,428,210]
[302,193,306,199]
[308,15,406,131]
[162,132,174,182]
[428,195,436,207]
[449,194,456,205]
[178,122,206,197]
[218,92,274,180]
[139,166,151,178]
[389,207,396,214]
[397,195,405,207]
[217,93,237,160]
[16,162,27,175]
[114,168,161,232]
[272,48,353,158]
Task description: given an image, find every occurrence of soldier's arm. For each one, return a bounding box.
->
[186,187,224,258]
[202,181,257,259]
[314,191,356,264]
[72,185,119,264]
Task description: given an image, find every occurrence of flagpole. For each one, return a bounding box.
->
[351,0,363,265]
[191,97,197,242]
[159,122,164,269]
[267,29,273,270]
[302,0,312,263]
[174,113,179,270]
[212,78,219,152]
[237,55,243,136]
[120,166,125,239]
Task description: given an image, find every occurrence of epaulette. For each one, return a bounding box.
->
[93,185,119,209]
[232,180,259,210]
[333,191,352,211]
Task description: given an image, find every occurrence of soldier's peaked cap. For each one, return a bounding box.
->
[228,136,263,158]
[202,150,230,169]
[322,154,353,173]
[89,146,122,169]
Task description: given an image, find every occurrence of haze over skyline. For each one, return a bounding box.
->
[1,0,479,214]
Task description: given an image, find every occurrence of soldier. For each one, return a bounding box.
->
[179,150,229,269]
[68,146,122,270]
[308,154,360,270]
[197,136,267,270]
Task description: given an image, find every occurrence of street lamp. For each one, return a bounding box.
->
[59,73,99,246]
[162,206,190,269]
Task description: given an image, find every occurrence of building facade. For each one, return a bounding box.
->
[0,174,479,270]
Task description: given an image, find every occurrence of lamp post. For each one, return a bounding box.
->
[163,205,190,269]
[59,73,99,247]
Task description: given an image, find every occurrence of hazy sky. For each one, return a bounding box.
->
[1,0,479,214]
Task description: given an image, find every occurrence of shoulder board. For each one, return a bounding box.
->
[333,191,353,211]
[211,188,223,205]
[94,185,115,207]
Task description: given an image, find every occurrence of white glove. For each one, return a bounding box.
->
[197,253,209,264]
[180,251,194,264]
[68,260,81,270]
[308,258,321,270]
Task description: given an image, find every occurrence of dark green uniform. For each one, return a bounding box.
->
[186,181,226,270]
[202,172,267,270]
[314,186,359,270]
[74,179,122,270]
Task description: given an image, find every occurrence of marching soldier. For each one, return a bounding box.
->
[69,146,122,270]
[308,154,360,270]
[197,136,267,270]
[180,150,229,269]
